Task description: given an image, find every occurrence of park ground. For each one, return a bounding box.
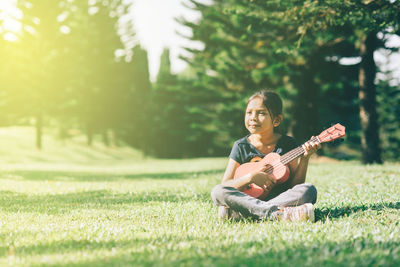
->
[0,127,399,266]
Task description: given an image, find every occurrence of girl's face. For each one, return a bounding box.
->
[245,97,281,135]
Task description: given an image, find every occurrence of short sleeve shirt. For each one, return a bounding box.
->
[229,135,298,164]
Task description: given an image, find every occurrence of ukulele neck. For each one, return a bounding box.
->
[280,136,320,165]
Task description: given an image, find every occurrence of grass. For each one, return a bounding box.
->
[0,127,399,266]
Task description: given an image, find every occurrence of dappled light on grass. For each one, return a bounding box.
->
[0,161,399,266]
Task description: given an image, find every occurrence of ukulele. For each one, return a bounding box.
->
[234,123,346,199]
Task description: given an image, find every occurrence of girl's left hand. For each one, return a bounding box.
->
[302,137,321,159]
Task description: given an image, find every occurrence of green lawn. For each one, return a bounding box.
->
[0,127,399,266]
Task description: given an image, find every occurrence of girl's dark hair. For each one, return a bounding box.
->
[247,90,283,118]
[247,90,283,133]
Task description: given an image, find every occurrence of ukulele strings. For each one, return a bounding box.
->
[281,136,319,164]
[268,136,318,172]
[258,133,334,178]
[265,128,343,175]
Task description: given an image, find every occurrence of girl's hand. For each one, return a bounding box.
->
[302,137,321,159]
[250,169,276,192]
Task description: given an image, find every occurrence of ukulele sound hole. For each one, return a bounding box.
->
[264,164,273,174]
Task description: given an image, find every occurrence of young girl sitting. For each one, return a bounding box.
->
[211,90,320,222]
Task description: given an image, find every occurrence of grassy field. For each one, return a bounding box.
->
[0,127,399,266]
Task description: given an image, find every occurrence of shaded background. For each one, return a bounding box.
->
[0,0,399,163]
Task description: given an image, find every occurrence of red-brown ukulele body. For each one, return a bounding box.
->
[234,152,289,199]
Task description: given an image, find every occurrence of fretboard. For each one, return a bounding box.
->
[280,136,319,165]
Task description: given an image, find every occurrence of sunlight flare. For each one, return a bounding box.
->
[0,0,22,41]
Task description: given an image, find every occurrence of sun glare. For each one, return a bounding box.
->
[0,1,22,41]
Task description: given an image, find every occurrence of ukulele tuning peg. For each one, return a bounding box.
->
[321,122,336,134]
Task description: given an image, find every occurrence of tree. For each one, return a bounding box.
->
[0,21,12,126]
[66,0,130,145]
[117,45,152,152]
[376,66,400,160]
[150,49,187,157]
[147,48,218,157]
[286,0,400,163]
[15,0,68,149]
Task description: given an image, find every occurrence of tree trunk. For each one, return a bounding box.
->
[358,32,382,164]
[292,68,320,144]
[102,128,110,147]
[36,113,43,150]
[87,121,93,146]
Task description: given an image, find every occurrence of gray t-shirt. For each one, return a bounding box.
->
[229,135,298,164]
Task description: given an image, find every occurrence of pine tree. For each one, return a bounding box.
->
[66,0,129,145]
[15,0,67,149]
[117,45,152,152]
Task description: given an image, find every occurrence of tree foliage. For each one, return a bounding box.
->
[1,0,399,162]
[1,0,152,150]
[277,0,400,163]
[179,1,351,151]
[149,49,218,157]
[179,0,400,162]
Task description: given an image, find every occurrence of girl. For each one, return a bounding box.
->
[211,90,320,222]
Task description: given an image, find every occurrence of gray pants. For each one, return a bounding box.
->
[211,183,317,220]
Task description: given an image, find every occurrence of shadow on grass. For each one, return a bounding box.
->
[0,239,131,258]
[0,190,211,214]
[2,169,224,182]
[20,236,400,267]
[315,201,400,222]
[222,202,400,223]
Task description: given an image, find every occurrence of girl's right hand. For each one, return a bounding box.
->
[250,170,276,191]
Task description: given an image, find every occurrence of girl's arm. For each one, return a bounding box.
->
[288,139,321,187]
[221,158,275,191]
[221,159,251,191]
